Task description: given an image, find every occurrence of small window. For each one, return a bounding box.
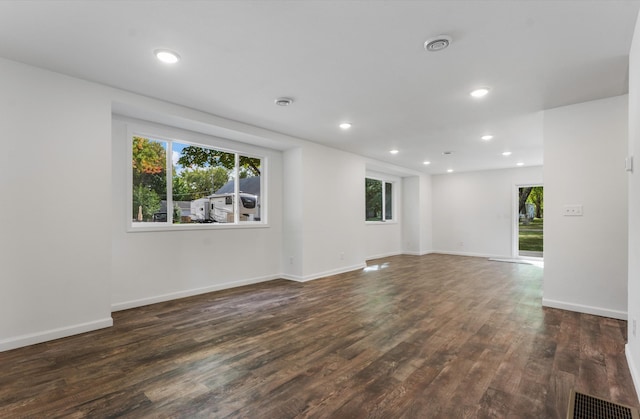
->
[131,133,264,228]
[365,178,394,222]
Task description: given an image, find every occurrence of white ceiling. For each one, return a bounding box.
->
[0,1,638,174]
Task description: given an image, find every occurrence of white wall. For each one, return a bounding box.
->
[286,143,368,280]
[543,95,628,320]
[282,147,304,278]
[111,118,284,310]
[431,166,543,258]
[627,8,640,401]
[0,59,113,351]
[0,56,411,351]
[402,174,433,256]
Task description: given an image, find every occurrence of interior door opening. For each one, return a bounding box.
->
[518,185,543,258]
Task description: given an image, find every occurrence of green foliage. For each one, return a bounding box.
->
[132,137,166,198]
[527,186,544,218]
[132,185,161,221]
[178,146,261,176]
[519,217,543,252]
[176,166,230,200]
[519,230,543,251]
[172,175,191,202]
[172,203,181,224]
[366,178,382,221]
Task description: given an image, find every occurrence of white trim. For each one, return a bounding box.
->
[542,298,627,320]
[128,222,270,233]
[402,250,434,256]
[432,250,512,259]
[626,344,640,404]
[366,251,403,261]
[282,263,367,282]
[0,317,113,352]
[366,250,434,259]
[112,274,280,311]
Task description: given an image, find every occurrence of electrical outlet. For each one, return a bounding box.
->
[289,257,294,265]
[340,252,344,260]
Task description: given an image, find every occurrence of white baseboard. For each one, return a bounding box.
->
[431,250,510,259]
[626,344,640,404]
[401,250,433,256]
[366,251,402,261]
[542,298,627,320]
[111,274,281,312]
[282,263,366,282]
[0,317,113,352]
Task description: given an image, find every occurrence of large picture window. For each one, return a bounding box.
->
[131,134,263,228]
[365,177,393,222]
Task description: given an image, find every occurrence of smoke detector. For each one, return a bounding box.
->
[424,35,452,52]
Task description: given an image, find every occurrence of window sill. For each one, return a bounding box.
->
[127,222,269,233]
[365,220,398,225]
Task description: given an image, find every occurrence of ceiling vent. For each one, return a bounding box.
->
[274,97,293,106]
[424,35,452,52]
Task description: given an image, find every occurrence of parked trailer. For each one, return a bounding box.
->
[190,193,259,223]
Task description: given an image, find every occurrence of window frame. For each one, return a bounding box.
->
[365,175,396,224]
[127,124,268,232]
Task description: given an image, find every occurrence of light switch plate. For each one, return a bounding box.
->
[563,205,583,216]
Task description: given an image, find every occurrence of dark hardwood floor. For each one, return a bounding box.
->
[1,254,637,418]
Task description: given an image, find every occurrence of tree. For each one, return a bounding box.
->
[366,178,382,220]
[132,137,166,219]
[177,166,230,200]
[132,184,161,221]
[518,187,532,216]
[177,146,261,176]
[527,186,544,218]
[172,174,191,202]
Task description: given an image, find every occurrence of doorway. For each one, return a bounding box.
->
[517,185,543,258]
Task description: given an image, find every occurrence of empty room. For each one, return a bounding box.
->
[2,1,640,417]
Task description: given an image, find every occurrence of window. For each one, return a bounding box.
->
[365,178,394,222]
[131,134,263,228]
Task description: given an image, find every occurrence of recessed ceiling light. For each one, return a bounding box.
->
[423,161,431,165]
[481,135,493,141]
[274,97,293,106]
[447,169,454,173]
[339,122,352,129]
[470,88,490,98]
[502,151,512,156]
[390,149,399,154]
[154,49,180,64]
[424,35,452,52]
[517,162,524,166]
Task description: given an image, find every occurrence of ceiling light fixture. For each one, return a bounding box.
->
[424,35,452,52]
[470,88,490,98]
[447,169,454,173]
[517,162,524,166]
[154,49,180,64]
[423,161,431,165]
[339,122,352,129]
[274,97,293,106]
[502,151,512,156]
[481,135,493,141]
[390,149,399,154]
